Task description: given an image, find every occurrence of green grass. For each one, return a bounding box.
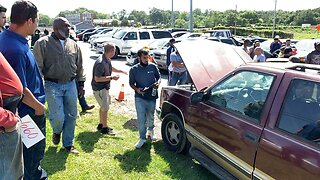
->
[42,96,216,179]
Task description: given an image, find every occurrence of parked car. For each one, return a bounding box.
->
[176,32,204,40]
[206,29,232,38]
[90,28,124,49]
[126,38,171,65]
[207,37,239,46]
[76,28,95,41]
[94,28,172,58]
[158,39,320,179]
[294,38,320,62]
[82,27,110,42]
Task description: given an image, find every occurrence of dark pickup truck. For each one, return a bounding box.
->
[159,40,320,179]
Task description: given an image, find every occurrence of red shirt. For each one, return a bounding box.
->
[0,52,23,129]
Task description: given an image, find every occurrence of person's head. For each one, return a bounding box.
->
[53,17,70,40]
[0,4,7,29]
[10,0,38,35]
[285,39,291,46]
[243,39,250,47]
[103,43,116,59]
[254,47,263,55]
[273,37,279,42]
[253,40,260,47]
[283,47,293,58]
[137,48,149,67]
[169,38,176,46]
[314,42,320,52]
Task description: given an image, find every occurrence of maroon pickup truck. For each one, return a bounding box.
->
[159,40,320,179]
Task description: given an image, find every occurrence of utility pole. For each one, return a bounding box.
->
[190,0,193,32]
[272,0,277,38]
[235,4,237,36]
[171,0,174,29]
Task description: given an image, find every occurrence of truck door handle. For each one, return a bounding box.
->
[244,131,258,143]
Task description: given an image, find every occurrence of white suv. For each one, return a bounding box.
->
[94,28,172,58]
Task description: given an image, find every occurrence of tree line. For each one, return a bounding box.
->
[39,7,320,28]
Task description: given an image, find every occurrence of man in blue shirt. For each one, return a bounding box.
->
[129,48,160,148]
[0,1,47,180]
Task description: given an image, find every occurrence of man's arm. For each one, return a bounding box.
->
[112,67,128,75]
[76,45,86,82]
[33,40,45,76]
[22,88,46,115]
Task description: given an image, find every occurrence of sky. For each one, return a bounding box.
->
[1,0,320,18]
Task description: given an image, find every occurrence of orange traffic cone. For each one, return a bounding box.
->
[116,84,125,101]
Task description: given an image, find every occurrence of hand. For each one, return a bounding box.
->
[153,82,160,89]
[78,86,85,97]
[136,88,145,95]
[34,103,46,116]
[122,71,128,75]
[112,75,120,81]
[5,120,18,132]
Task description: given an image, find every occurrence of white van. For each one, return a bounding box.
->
[94,28,172,58]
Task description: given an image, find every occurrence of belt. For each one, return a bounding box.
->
[3,95,24,114]
[44,77,76,83]
[173,71,186,75]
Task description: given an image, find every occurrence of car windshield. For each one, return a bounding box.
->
[113,30,127,39]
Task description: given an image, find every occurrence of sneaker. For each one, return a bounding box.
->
[63,146,79,155]
[147,130,157,141]
[101,127,115,135]
[52,133,61,145]
[135,139,146,149]
[82,105,95,113]
[97,124,103,131]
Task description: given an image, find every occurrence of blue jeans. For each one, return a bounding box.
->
[45,80,78,147]
[0,121,24,180]
[23,113,46,180]
[134,97,156,140]
[169,71,187,86]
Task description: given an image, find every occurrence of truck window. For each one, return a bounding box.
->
[277,79,320,144]
[152,31,172,39]
[139,32,150,40]
[124,32,137,40]
[207,71,275,123]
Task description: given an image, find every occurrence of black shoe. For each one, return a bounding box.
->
[97,124,103,131]
[101,127,115,135]
[52,133,61,145]
[63,146,79,154]
[82,105,95,113]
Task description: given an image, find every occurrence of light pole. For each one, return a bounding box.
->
[272,0,278,38]
[190,0,193,32]
[171,0,174,29]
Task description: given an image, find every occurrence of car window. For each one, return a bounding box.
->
[124,32,137,40]
[152,31,172,39]
[277,79,320,145]
[139,32,150,40]
[207,71,275,122]
[220,39,235,45]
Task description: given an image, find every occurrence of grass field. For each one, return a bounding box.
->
[41,96,217,180]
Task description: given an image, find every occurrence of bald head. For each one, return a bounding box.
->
[53,17,70,40]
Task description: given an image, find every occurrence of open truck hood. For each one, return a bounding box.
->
[175,39,252,91]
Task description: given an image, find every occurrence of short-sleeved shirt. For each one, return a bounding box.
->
[91,54,112,91]
[0,29,45,117]
[170,51,186,73]
[0,52,23,99]
[129,63,160,100]
[306,50,320,64]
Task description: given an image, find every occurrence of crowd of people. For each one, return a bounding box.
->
[0,0,161,179]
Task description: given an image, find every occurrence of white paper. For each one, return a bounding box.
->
[21,115,45,149]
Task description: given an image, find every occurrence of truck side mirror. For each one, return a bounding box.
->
[190,92,204,104]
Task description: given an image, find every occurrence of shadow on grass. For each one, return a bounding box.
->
[152,141,218,180]
[76,131,102,153]
[123,118,138,131]
[42,146,69,176]
[114,141,152,173]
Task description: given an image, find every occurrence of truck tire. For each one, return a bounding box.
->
[161,113,189,154]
